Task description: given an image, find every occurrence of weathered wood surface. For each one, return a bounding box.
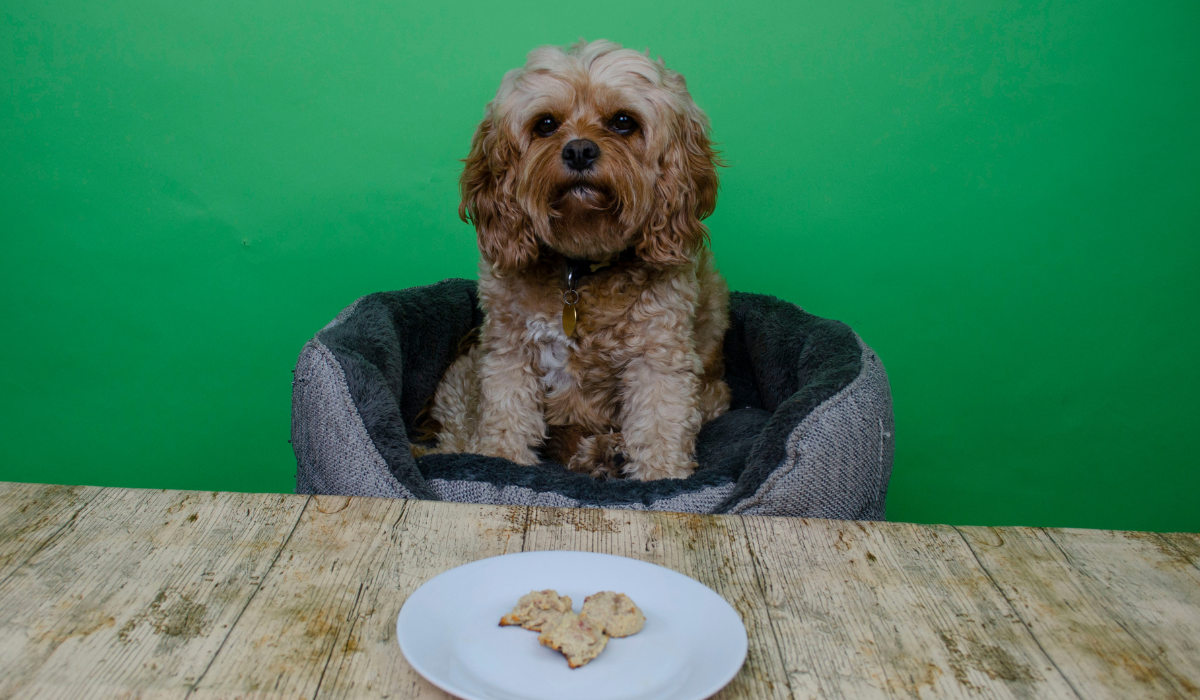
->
[190,495,526,699]
[741,517,1079,700]
[959,526,1200,699]
[0,483,101,584]
[0,482,1195,700]
[0,487,308,700]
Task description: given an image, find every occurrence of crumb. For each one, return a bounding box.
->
[580,591,645,637]
[538,612,609,668]
[499,589,572,632]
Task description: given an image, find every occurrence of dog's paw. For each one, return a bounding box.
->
[566,432,626,480]
[470,437,540,466]
[624,457,699,481]
[499,446,541,466]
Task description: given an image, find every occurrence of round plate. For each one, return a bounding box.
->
[396,550,748,700]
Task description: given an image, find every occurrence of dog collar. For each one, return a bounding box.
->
[560,253,623,337]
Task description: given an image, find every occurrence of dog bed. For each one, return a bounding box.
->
[292,278,894,518]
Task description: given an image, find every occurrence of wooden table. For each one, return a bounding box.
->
[1,482,1198,699]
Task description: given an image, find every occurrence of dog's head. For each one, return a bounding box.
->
[460,40,719,271]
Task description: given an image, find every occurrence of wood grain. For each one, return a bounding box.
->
[959,525,1200,699]
[1160,532,1200,572]
[0,482,101,584]
[188,496,528,700]
[522,506,790,700]
[1050,528,1200,695]
[1,482,1197,700]
[0,487,307,700]
[742,517,1079,700]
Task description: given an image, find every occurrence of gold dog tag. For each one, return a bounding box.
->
[562,303,577,337]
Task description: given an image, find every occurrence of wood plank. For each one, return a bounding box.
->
[1050,529,1200,695]
[4,480,1192,700]
[189,496,528,700]
[0,482,102,583]
[961,525,1200,699]
[1160,532,1200,571]
[521,507,790,700]
[0,487,308,700]
[742,517,1079,700]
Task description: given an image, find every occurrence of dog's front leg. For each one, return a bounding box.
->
[468,331,545,466]
[618,348,703,481]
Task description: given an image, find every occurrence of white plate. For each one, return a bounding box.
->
[396,550,748,700]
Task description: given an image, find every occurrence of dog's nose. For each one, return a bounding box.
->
[562,139,599,171]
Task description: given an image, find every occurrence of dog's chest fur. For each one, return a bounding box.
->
[480,258,692,433]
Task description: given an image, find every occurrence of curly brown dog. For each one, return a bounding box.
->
[419,39,730,481]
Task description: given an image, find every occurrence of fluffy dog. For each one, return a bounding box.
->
[421,39,730,481]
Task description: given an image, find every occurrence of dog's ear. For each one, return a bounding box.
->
[638,107,719,267]
[460,113,540,272]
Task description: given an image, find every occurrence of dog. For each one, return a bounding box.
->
[420,39,730,481]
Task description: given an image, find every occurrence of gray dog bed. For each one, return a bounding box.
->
[291,278,894,519]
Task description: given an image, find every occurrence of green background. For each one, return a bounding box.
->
[3,0,1197,532]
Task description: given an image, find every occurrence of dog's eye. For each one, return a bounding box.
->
[533,116,559,137]
[608,114,638,135]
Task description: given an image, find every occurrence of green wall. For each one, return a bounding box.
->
[3,1,1197,532]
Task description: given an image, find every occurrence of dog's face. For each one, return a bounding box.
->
[460,40,719,271]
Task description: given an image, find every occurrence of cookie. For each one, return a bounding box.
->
[580,591,645,638]
[499,589,572,632]
[538,612,609,668]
